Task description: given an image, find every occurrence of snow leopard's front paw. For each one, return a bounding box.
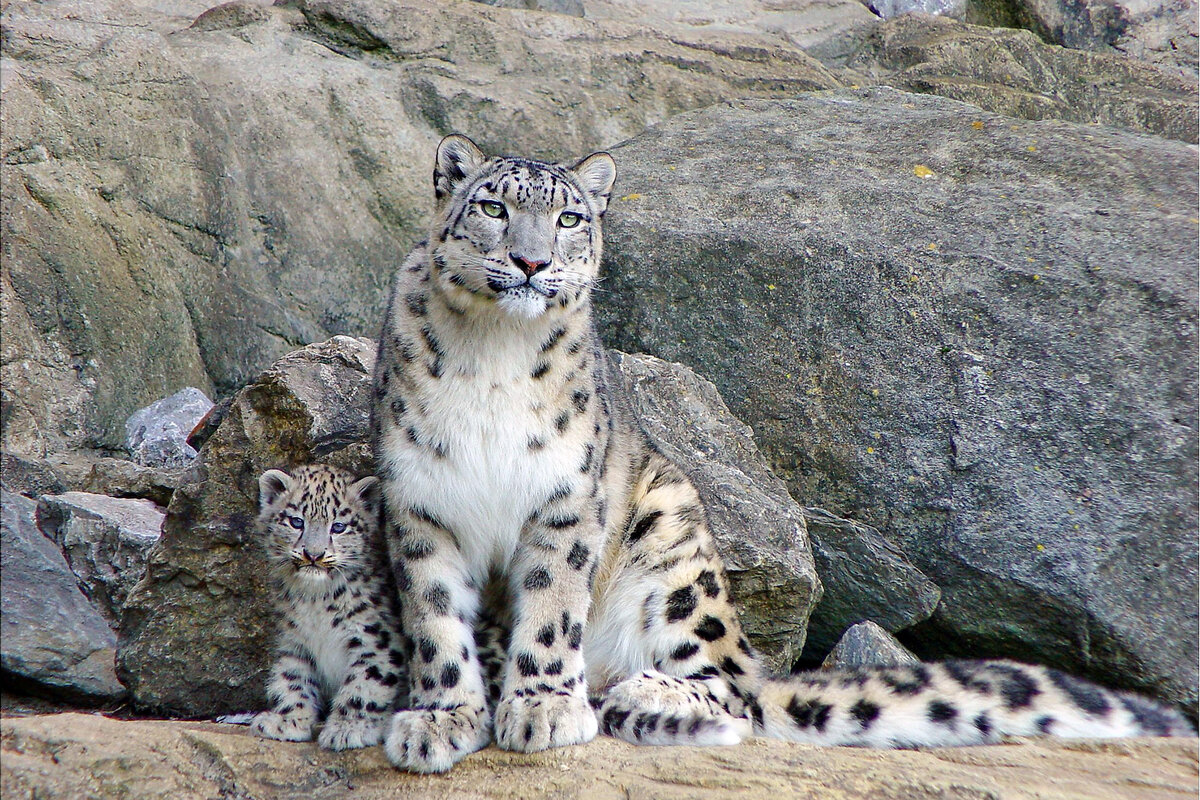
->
[318,710,388,751]
[494,690,597,753]
[383,704,490,773]
[251,709,315,742]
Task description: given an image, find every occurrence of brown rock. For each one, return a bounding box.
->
[2,712,1196,799]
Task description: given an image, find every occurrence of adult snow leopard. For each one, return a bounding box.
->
[370,134,1192,773]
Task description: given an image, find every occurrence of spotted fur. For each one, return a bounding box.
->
[371,136,1194,773]
[251,465,407,750]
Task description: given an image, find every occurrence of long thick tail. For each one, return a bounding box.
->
[756,660,1195,746]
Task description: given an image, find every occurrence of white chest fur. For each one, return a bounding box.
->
[378,314,585,584]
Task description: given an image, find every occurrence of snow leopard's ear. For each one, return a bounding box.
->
[570,152,616,215]
[258,469,293,511]
[350,475,380,517]
[435,134,487,207]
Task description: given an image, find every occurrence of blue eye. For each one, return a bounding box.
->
[330,522,347,534]
[288,516,305,530]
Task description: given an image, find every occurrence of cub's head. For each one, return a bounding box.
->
[429,134,617,320]
[257,464,380,591]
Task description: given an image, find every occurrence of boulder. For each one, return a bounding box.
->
[35,492,165,629]
[0,490,125,702]
[821,620,922,669]
[608,352,820,673]
[997,0,1199,77]
[124,387,214,469]
[117,336,377,716]
[595,88,1198,713]
[0,451,66,498]
[0,0,841,456]
[2,712,1197,800]
[840,14,1198,142]
[117,339,823,714]
[799,507,940,663]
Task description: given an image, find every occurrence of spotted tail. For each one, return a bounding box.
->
[756,660,1195,746]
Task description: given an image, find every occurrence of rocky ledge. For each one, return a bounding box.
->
[1,712,1197,800]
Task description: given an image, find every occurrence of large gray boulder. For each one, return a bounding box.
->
[841,14,1198,143]
[36,492,164,629]
[0,0,839,456]
[118,339,822,714]
[596,88,1198,712]
[124,388,214,469]
[1,490,125,702]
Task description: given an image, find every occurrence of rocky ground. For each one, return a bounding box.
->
[2,711,1197,800]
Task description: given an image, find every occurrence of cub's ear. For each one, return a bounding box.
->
[435,134,487,207]
[258,469,293,510]
[351,475,380,516]
[570,152,616,215]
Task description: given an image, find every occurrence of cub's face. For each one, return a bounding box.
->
[429,135,616,320]
[257,465,379,590]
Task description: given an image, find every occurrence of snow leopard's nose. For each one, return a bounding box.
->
[510,252,550,277]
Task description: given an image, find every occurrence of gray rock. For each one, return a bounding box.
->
[36,492,164,629]
[80,457,193,508]
[0,0,840,456]
[992,0,1198,78]
[1,489,125,702]
[0,451,66,498]
[800,508,940,662]
[596,89,1198,713]
[117,336,378,716]
[124,387,214,469]
[821,620,922,668]
[842,14,1198,142]
[472,0,585,15]
[870,0,966,20]
[608,352,821,673]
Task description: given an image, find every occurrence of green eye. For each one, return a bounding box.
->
[479,200,506,219]
[558,212,582,229]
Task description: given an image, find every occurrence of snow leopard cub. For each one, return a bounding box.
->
[251,464,407,750]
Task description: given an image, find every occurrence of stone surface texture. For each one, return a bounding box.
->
[0,491,125,702]
[595,89,1198,713]
[1,713,1197,800]
[842,14,1198,143]
[35,492,164,629]
[124,387,214,469]
[0,0,840,456]
[821,620,922,668]
[799,507,940,662]
[608,352,820,672]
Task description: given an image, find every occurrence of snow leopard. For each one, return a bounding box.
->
[251,464,406,750]
[369,134,1194,773]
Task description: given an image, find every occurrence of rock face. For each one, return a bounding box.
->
[799,507,940,663]
[608,352,820,672]
[0,490,125,702]
[117,340,822,714]
[2,713,1197,800]
[35,492,164,629]
[596,89,1198,713]
[0,0,840,456]
[842,14,1198,143]
[821,620,922,668]
[117,336,378,716]
[124,388,214,469]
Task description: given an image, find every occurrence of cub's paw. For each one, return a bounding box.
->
[318,712,387,751]
[384,705,490,773]
[494,691,598,753]
[251,710,314,742]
